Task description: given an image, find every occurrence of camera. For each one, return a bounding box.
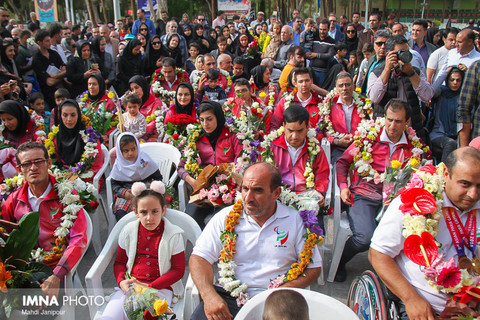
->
[394,49,412,63]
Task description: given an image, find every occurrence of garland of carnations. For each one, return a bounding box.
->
[28,109,47,142]
[151,68,189,102]
[318,89,373,138]
[31,177,97,262]
[182,123,203,178]
[192,69,232,95]
[397,163,480,300]
[44,124,100,179]
[260,127,320,189]
[350,118,429,184]
[219,193,324,305]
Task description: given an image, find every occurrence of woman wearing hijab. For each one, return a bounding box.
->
[61,37,76,62]
[0,100,39,147]
[165,34,184,68]
[191,23,210,54]
[0,39,31,100]
[110,132,163,220]
[143,35,166,78]
[206,28,218,51]
[53,99,102,183]
[426,27,442,48]
[128,75,164,142]
[250,65,278,105]
[67,40,101,98]
[91,36,115,87]
[164,83,197,124]
[177,101,241,228]
[183,25,193,45]
[233,32,260,71]
[342,23,358,56]
[116,38,143,95]
[84,73,116,113]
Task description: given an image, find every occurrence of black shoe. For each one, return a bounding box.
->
[334,263,347,282]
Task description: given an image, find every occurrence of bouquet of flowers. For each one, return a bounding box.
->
[123,282,175,320]
[0,212,53,319]
[189,163,242,207]
[242,38,259,59]
[382,157,426,203]
[162,113,197,151]
[82,101,118,136]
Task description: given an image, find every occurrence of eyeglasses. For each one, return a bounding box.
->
[337,82,353,88]
[198,18,205,21]
[329,20,337,23]
[140,28,148,31]
[152,41,161,45]
[18,159,47,170]
[375,41,386,47]
[347,30,356,34]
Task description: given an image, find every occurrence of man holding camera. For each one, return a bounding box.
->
[367,35,434,141]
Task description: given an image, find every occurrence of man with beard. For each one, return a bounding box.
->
[306,18,335,87]
[0,7,11,38]
[279,45,306,92]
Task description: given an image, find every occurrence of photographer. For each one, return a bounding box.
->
[367,35,434,141]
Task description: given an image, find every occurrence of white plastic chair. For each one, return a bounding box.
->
[327,165,353,283]
[85,209,202,320]
[60,212,93,320]
[234,288,359,320]
[89,144,110,254]
[108,128,120,151]
[178,179,189,212]
[105,142,183,232]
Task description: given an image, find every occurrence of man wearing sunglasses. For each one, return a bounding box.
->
[132,8,155,36]
[360,29,391,94]
[2,142,88,299]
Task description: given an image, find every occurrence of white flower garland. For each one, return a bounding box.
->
[192,69,232,94]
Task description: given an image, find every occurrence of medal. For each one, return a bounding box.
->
[473,257,480,275]
[458,256,474,274]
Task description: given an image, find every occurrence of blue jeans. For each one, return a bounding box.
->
[313,70,327,87]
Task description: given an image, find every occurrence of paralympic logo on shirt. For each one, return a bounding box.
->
[274,226,289,247]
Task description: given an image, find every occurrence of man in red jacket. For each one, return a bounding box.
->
[335,99,427,282]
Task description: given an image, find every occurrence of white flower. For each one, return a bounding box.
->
[54,227,69,238]
[63,193,80,205]
[73,179,87,192]
[86,183,96,194]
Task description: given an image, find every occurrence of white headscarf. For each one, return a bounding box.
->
[110,133,159,182]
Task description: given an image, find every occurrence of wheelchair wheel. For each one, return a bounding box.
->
[347,270,392,320]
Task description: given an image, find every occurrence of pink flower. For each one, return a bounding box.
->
[199,188,208,199]
[219,185,229,194]
[207,188,220,201]
[242,140,252,151]
[222,193,233,204]
[406,174,424,189]
[215,174,228,184]
[436,257,461,288]
[374,172,382,184]
[406,127,416,137]
[268,275,286,289]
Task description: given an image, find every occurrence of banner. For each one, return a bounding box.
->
[218,0,251,19]
[34,0,58,23]
[137,0,158,19]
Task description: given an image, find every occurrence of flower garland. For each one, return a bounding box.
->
[150,68,189,102]
[192,69,232,95]
[318,88,373,138]
[256,83,276,108]
[349,117,429,184]
[396,164,480,299]
[260,127,321,189]
[44,125,100,179]
[31,177,98,262]
[219,193,324,305]
[182,123,203,178]
[28,109,47,141]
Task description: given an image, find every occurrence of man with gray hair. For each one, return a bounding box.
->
[274,25,295,69]
[217,53,232,73]
[367,35,434,141]
[261,58,281,84]
[161,20,188,64]
[100,25,119,59]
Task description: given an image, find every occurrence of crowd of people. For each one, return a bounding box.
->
[2,6,480,320]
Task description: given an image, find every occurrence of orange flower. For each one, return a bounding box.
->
[0,262,11,292]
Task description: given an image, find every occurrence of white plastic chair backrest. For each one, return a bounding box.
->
[164,208,202,246]
[92,144,110,197]
[140,142,182,185]
[234,288,359,320]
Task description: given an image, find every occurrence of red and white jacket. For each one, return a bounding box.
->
[271,91,323,130]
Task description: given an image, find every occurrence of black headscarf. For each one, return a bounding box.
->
[87,73,106,103]
[120,38,143,73]
[251,65,268,90]
[174,83,195,115]
[138,22,150,44]
[166,34,183,67]
[0,100,30,136]
[197,101,225,150]
[91,35,105,62]
[75,40,95,69]
[426,27,440,47]
[183,25,193,44]
[0,40,16,75]
[128,75,150,106]
[343,23,358,55]
[57,99,86,165]
[192,23,208,54]
[143,35,165,76]
[233,33,254,57]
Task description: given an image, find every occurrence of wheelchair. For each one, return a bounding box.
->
[347,270,401,320]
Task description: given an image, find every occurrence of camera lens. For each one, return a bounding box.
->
[397,49,412,63]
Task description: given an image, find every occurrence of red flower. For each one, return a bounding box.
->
[404,232,438,267]
[327,207,334,215]
[144,310,156,320]
[256,113,263,119]
[89,201,99,210]
[204,96,209,101]
[166,196,173,203]
[168,114,196,125]
[215,198,223,205]
[419,164,437,175]
[251,108,258,114]
[399,188,437,215]
[172,134,180,140]
[437,264,461,289]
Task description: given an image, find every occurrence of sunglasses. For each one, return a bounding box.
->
[329,20,337,23]
[140,28,148,31]
[198,18,205,21]
[375,41,386,47]
[152,41,161,45]
[347,30,356,34]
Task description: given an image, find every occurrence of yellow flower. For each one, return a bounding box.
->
[355,87,361,93]
[365,98,372,104]
[391,160,402,169]
[107,91,115,99]
[410,158,420,168]
[154,299,168,315]
[259,91,267,98]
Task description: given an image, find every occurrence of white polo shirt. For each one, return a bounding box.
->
[192,201,322,296]
[371,193,480,314]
